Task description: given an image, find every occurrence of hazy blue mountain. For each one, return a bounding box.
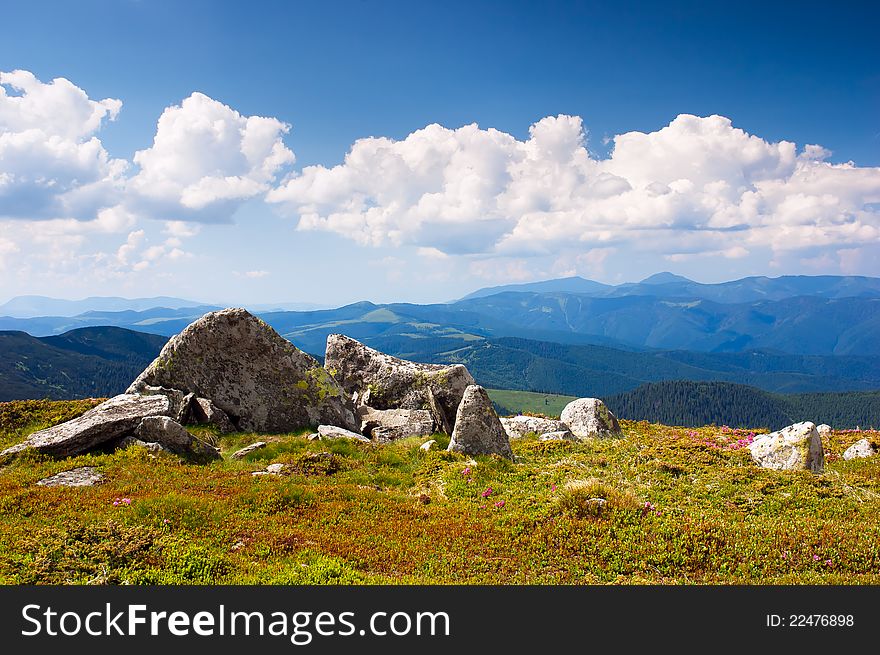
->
[0,327,168,401]
[460,276,613,300]
[464,273,880,304]
[0,295,208,318]
[0,305,223,337]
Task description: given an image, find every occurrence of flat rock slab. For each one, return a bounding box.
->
[447,385,513,460]
[501,415,567,439]
[1,394,171,459]
[359,406,435,442]
[748,421,825,473]
[135,416,220,460]
[843,438,877,461]
[128,308,357,433]
[231,442,268,459]
[560,398,622,439]
[36,467,104,487]
[317,424,371,442]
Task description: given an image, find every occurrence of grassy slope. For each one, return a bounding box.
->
[0,399,878,585]
[487,388,577,418]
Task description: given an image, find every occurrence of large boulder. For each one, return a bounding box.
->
[358,406,436,442]
[324,334,474,432]
[134,416,220,460]
[128,308,357,433]
[843,438,877,461]
[560,398,622,439]
[500,415,568,440]
[1,394,171,459]
[447,385,514,461]
[748,421,825,473]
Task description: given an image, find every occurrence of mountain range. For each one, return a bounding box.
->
[2,273,879,357]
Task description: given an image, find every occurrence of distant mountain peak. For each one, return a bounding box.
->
[639,272,693,285]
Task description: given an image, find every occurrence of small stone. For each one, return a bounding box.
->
[135,416,221,460]
[419,439,438,452]
[317,424,371,442]
[816,424,832,436]
[842,438,877,461]
[231,441,268,460]
[307,433,321,441]
[36,467,104,487]
[266,463,285,475]
[538,430,576,441]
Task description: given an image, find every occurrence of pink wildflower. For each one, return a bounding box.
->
[494,500,505,508]
[481,487,493,498]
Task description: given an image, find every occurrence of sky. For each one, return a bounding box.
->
[1,0,879,307]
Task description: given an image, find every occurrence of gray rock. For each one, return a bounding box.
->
[817,424,832,436]
[358,406,435,442]
[500,415,567,440]
[135,416,220,460]
[842,438,877,461]
[420,439,438,452]
[231,441,268,460]
[127,308,357,433]
[324,334,474,431]
[266,463,285,475]
[748,421,825,473]
[447,385,514,461]
[538,430,576,441]
[36,466,104,487]
[560,398,622,439]
[307,433,321,441]
[116,436,171,454]
[189,397,237,433]
[1,393,171,459]
[317,424,371,443]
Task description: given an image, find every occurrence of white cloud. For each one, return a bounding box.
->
[244,269,269,278]
[268,113,880,264]
[0,69,126,221]
[127,92,295,222]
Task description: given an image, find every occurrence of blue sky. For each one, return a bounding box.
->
[1,0,878,306]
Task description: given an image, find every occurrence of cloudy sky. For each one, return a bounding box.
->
[1,0,879,306]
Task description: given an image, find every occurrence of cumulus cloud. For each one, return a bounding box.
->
[1,71,295,228]
[268,113,880,261]
[0,70,126,221]
[126,92,294,222]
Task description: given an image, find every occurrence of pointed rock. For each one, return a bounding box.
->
[127,308,357,433]
[447,385,514,460]
[748,421,825,473]
[324,333,474,431]
[560,398,622,439]
[1,393,171,459]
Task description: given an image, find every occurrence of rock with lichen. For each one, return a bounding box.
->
[128,308,357,433]
[560,398,622,439]
[748,421,824,473]
[324,333,474,432]
[447,385,513,460]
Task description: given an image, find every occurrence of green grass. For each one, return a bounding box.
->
[1,399,878,585]
[487,388,577,418]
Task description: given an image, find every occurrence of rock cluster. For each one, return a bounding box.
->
[128,309,357,433]
[325,333,474,432]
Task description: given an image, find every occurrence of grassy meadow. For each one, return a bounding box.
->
[0,398,878,585]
